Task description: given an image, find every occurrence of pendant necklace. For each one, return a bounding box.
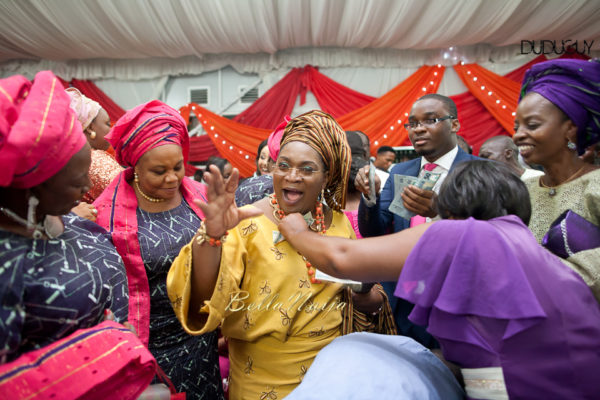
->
[539,165,586,197]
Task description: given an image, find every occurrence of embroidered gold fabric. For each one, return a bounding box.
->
[167,209,356,399]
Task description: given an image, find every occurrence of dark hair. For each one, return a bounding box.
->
[417,93,458,118]
[435,160,531,225]
[256,139,269,174]
[345,131,367,158]
[257,139,268,156]
[354,130,370,145]
[348,156,369,193]
[206,156,230,176]
[377,146,395,155]
[456,135,473,154]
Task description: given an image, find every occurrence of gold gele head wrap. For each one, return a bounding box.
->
[280,110,351,211]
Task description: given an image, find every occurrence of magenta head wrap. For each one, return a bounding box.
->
[520,59,600,155]
[65,87,101,130]
[268,115,291,161]
[106,100,189,167]
[0,71,86,188]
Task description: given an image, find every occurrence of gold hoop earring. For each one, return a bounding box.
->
[89,130,97,140]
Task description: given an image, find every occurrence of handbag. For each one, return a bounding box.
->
[542,209,600,259]
[341,283,397,335]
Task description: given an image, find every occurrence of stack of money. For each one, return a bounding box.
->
[389,172,441,219]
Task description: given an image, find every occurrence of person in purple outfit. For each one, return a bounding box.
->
[278,160,600,399]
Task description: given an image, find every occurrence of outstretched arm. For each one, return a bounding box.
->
[189,166,262,315]
[278,213,432,282]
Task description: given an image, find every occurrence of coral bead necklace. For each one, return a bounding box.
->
[269,194,325,284]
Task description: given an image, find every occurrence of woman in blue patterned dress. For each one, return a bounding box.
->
[0,71,154,399]
[94,100,224,399]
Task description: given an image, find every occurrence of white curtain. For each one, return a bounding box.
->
[0,0,598,80]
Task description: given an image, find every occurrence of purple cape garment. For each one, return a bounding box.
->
[395,216,600,399]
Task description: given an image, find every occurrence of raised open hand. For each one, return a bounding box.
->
[194,165,262,238]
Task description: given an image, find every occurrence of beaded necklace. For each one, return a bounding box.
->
[269,193,325,284]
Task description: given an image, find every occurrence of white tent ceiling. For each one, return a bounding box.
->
[1,0,599,80]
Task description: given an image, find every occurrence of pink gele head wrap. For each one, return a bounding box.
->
[268,115,291,161]
[65,87,102,131]
[106,100,189,167]
[0,71,86,188]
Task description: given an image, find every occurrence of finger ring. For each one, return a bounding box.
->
[92,208,98,214]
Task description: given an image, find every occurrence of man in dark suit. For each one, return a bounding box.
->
[356,93,480,348]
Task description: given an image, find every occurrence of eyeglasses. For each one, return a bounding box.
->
[404,116,455,130]
[273,161,323,177]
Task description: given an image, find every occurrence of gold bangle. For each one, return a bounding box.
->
[195,221,228,247]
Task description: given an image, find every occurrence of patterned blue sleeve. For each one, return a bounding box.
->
[0,235,26,363]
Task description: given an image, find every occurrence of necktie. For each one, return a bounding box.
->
[423,163,437,172]
[409,163,438,226]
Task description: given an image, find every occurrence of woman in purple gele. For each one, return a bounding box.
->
[279,160,600,399]
[514,58,600,302]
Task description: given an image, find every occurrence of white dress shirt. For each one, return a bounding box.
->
[418,146,459,194]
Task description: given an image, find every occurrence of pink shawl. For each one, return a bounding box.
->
[94,171,207,345]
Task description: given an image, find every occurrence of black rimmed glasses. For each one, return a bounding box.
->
[272,161,323,178]
[404,116,455,130]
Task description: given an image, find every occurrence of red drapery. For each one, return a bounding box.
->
[232,65,377,129]
[233,68,304,129]
[181,103,270,177]
[303,65,376,118]
[337,65,444,151]
[179,65,445,177]
[453,64,521,135]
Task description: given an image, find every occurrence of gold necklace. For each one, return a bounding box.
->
[539,164,586,197]
[134,180,165,203]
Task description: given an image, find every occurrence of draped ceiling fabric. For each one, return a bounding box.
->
[0,0,598,79]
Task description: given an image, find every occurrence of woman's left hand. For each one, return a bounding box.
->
[278,213,310,240]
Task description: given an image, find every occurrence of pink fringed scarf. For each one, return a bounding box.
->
[0,321,156,400]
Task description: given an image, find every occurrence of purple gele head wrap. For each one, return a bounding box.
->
[520,58,600,155]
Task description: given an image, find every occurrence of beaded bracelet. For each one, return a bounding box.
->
[195,221,228,247]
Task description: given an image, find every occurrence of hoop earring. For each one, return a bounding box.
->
[567,141,577,151]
